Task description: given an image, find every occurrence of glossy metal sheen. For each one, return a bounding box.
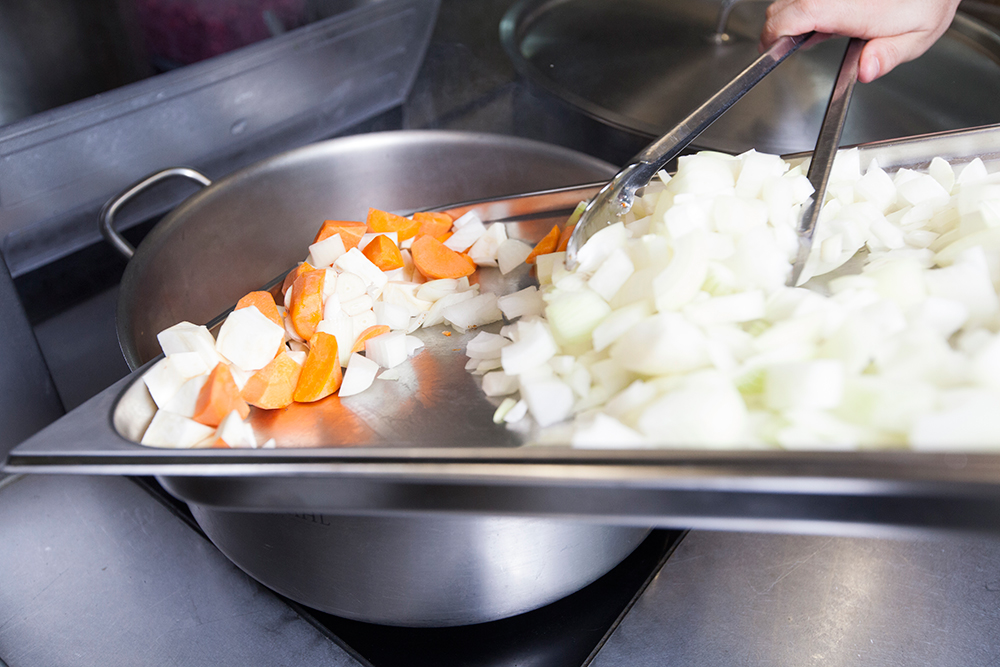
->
[501,0,1000,156]
[11,124,1000,540]
[190,507,649,627]
[564,32,812,265]
[117,131,617,369]
[788,38,864,286]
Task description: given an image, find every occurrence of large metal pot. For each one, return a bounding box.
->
[111,130,650,626]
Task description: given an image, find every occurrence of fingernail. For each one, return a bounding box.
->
[862,56,880,82]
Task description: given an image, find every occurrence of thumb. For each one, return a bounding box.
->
[859,33,932,82]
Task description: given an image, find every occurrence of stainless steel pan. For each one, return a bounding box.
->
[97,130,651,626]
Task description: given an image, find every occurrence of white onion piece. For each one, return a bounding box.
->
[498,239,533,274]
[466,331,509,359]
[498,286,544,320]
[442,293,502,332]
[339,353,379,397]
[482,371,519,396]
[364,331,407,368]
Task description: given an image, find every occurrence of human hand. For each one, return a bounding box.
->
[759,0,961,83]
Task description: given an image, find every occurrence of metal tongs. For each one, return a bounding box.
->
[564,35,865,287]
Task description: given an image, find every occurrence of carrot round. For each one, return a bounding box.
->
[410,235,476,280]
[193,363,250,427]
[314,220,367,249]
[351,325,391,353]
[293,332,343,402]
[282,261,315,295]
[412,211,453,241]
[366,208,420,241]
[361,234,404,271]
[525,225,560,264]
[289,269,325,340]
[236,291,282,328]
[241,352,302,409]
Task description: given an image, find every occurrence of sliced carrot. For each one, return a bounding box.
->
[366,208,420,241]
[241,352,303,409]
[292,332,343,402]
[289,269,325,340]
[351,325,390,353]
[282,261,315,295]
[556,223,576,253]
[361,234,404,271]
[210,438,232,449]
[410,235,476,280]
[313,220,367,249]
[192,363,250,427]
[525,225,560,264]
[412,211,453,241]
[235,291,282,327]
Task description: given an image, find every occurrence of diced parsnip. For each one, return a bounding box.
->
[141,410,216,448]
[307,233,347,268]
[157,322,222,369]
[216,306,286,372]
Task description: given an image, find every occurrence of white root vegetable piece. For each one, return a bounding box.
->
[339,353,379,397]
[216,410,257,448]
[445,215,487,253]
[334,248,388,289]
[364,330,408,369]
[468,223,509,267]
[442,293,502,332]
[143,353,211,408]
[482,371,518,397]
[307,233,347,268]
[335,271,366,302]
[341,294,374,317]
[157,322,222,369]
[163,374,210,418]
[382,281,434,317]
[374,301,411,330]
[141,410,216,448]
[317,312,355,367]
[215,306,286,372]
[497,239,533,274]
[498,286,544,320]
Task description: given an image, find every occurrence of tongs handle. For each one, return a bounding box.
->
[788,37,866,286]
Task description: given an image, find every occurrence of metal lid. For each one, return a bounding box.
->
[501,0,1000,155]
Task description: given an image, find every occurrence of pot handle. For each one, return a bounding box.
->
[99,167,212,259]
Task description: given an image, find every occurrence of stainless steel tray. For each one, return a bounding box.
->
[9,124,1000,537]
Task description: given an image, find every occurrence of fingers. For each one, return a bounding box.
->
[858,32,936,82]
[760,0,819,48]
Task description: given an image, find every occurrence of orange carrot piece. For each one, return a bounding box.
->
[236,291,282,327]
[366,208,420,241]
[289,269,325,340]
[556,223,576,253]
[361,234,404,271]
[525,225,560,264]
[210,438,232,449]
[293,332,343,402]
[314,220,367,249]
[241,352,303,409]
[410,235,477,280]
[192,363,250,427]
[351,325,391,353]
[412,211,453,241]
[282,261,315,295]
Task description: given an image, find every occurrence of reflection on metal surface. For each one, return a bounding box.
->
[502,0,1000,155]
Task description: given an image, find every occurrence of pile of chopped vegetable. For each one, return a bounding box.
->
[470,149,1000,451]
[139,207,517,448]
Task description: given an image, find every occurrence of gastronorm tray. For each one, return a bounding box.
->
[9,123,1000,537]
